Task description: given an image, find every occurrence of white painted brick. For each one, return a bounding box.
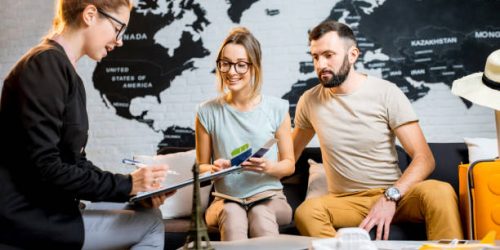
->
[1,0,497,173]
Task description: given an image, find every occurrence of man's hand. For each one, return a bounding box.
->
[359,197,396,240]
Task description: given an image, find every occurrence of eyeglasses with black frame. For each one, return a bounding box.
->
[97,8,127,41]
[216,60,252,74]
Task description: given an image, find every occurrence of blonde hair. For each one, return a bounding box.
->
[215,27,262,100]
[48,0,132,36]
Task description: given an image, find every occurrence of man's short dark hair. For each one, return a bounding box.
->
[308,20,357,47]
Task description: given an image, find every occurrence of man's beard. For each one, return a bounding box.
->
[319,55,351,88]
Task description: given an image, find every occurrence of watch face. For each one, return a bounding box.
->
[386,187,401,201]
[387,188,397,196]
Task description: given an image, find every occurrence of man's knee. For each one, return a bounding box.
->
[416,180,457,203]
[294,197,339,237]
[295,198,321,223]
[295,198,327,230]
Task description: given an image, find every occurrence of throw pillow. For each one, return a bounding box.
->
[306,159,328,199]
[464,137,498,163]
[134,150,212,219]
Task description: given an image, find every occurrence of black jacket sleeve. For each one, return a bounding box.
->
[11,47,131,202]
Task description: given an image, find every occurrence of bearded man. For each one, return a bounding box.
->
[292,20,463,240]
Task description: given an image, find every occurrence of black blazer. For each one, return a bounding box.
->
[0,40,132,249]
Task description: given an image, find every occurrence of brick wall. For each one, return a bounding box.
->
[0,0,496,173]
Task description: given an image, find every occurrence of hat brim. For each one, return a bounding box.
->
[452,72,500,110]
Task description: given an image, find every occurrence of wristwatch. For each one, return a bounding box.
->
[384,186,401,202]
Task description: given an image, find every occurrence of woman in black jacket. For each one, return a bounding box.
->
[0,0,173,249]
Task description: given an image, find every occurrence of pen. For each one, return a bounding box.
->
[122,159,180,175]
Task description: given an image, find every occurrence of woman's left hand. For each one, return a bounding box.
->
[241,157,274,174]
[138,190,176,208]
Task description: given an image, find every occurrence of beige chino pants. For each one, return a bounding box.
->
[205,190,292,241]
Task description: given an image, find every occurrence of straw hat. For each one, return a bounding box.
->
[452,49,500,110]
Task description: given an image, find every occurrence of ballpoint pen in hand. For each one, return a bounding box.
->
[122,159,180,175]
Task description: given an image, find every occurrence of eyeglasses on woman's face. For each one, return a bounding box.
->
[216,60,252,74]
[97,8,127,41]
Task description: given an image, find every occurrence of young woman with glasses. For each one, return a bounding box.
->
[0,0,173,249]
[195,27,295,241]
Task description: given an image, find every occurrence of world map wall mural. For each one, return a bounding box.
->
[92,0,500,151]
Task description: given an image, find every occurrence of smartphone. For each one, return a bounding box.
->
[251,138,278,158]
[230,138,278,166]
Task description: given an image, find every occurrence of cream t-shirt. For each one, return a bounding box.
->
[294,75,418,193]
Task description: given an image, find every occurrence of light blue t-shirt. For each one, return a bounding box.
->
[197,95,288,198]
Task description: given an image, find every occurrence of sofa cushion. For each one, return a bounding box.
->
[305,159,328,199]
[464,137,498,163]
[142,149,212,219]
[164,217,192,233]
[429,143,468,195]
[397,143,468,195]
[282,147,323,213]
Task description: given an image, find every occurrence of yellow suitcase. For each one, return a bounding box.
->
[459,159,500,240]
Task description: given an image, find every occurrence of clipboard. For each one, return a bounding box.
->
[129,138,278,202]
